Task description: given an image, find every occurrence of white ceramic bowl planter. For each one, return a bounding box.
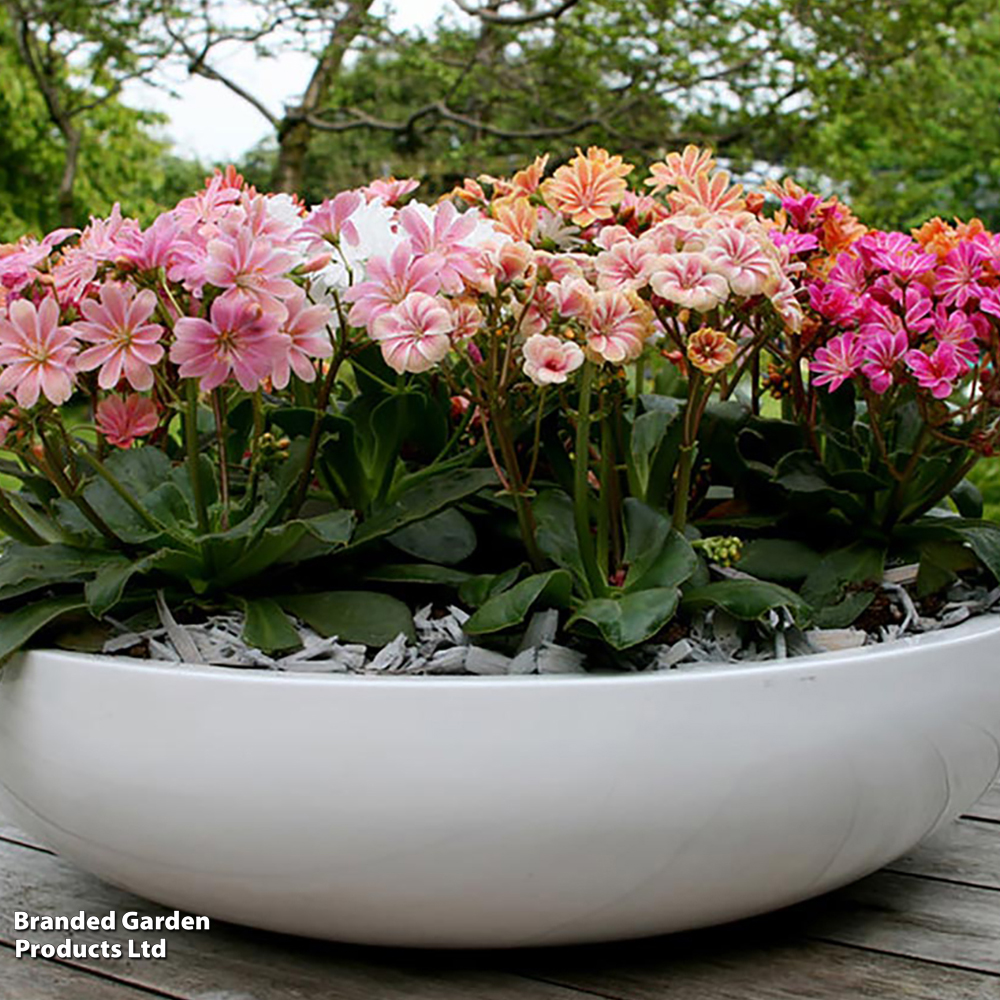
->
[1,615,1000,948]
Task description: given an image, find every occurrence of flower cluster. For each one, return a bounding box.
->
[771,191,1000,411]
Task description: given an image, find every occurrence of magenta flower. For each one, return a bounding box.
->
[73,282,164,391]
[905,343,964,399]
[932,305,979,366]
[270,288,334,389]
[587,291,646,363]
[874,248,937,284]
[171,292,288,391]
[811,332,864,392]
[202,228,299,301]
[935,242,987,307]
[781,191,823,228]
[371,291,453,374]
[826,253,869,296]
[96,394,159,448]
[861,328,908,394]
[522,334,584,385]
[769,230,819,255]
[0,296,77,407]
[649,252,729,312]
[345,243,441,328]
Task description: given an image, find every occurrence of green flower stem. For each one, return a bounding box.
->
[491,396,546,574]
[185,380,210,535]
[574,362,606,597]
[212,389,231,531]
[291,351,344,517]
[672,442,697,532]
[38,428,124,548]
[246,391,265,506]
[80,452,162,534]
[0,489,45,545]
[672,373,704,533]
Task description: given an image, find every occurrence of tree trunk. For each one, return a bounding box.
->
[273,0,377,194]
[58,126,82,228]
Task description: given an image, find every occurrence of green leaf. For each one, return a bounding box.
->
[457,565,523,607]
[352,468,498,547]
[464,570,572,635]
[0,544,125,603]
[631,404,681,502]
[951,479,984,519]
[387,508,476,565]
[950,520,1000,581]
[622,499,697,591]
[682,580,811,626]
[242,598,302,654]
[300,509,356,545]
[0,595,89,664]
[736,539,823,584]
[280,591,415,646]
[365,563,474,587]
[569,587,680,649]
[534,490,588,589]
[916,540,979,597]
[800,543,885,628]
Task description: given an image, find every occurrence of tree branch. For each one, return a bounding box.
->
[304,99,606,139]
[450,0,580,26]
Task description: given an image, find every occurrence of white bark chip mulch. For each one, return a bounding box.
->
[99,562,1000,676]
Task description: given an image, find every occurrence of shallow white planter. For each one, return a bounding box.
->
[1,616,1000,948]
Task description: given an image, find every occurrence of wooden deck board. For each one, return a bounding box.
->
[0,781,999,999]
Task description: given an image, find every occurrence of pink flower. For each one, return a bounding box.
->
[95,394,159,448]
[704,228,774,297]
[0,296,77,407]
[270,288,334,389]
[398,201,484,294]
[874,248,937,283]
[587,291,646,364]
[595,239,655,292]
[548,275,595,321]
[297,192,364,252]
[202,228,299,301]
[52,204,143,305]
[811,332,864,392]
[371,292,453,374]
[649,253,729,312]
[345,243,441,328]
[826,253,870,296]
[769,230,819,255]
[905,342,964,399]
[522,334,584,385]
[861,328,909,393]
[171,292,287,391]
[73,282,164,391]
[362,177,419,205]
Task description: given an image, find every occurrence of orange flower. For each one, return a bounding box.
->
[541,147,634,227]
[818,198,866,254]
[668,170,744,215]
[687,328,738,374]
[511,155,549,197]
[450,178,487,206]
[493,196,538,242]
[645,145,717,194]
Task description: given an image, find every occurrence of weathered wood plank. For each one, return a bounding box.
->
[0,945,163,1000]
[0,839,590,1000]
[965,783,1000,823]
[889,817,1000,889]
[516,931,1000,1000]
[0,819,54,853]
[802,871,1000,976]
